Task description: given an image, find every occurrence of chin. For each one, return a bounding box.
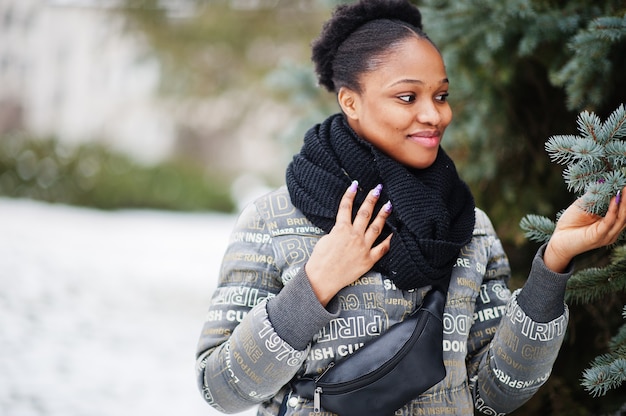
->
[406,156,438,170]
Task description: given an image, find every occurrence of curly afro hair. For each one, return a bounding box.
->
[311,0,429,93]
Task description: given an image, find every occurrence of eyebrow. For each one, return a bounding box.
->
[388,78,449,88]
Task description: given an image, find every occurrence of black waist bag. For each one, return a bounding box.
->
[291,289,446,416]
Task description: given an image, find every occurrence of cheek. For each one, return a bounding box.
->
[442,107,453,128]
[383,108,414,131]
[370,110,400,134]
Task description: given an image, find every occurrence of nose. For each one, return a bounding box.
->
[416,100,441,125]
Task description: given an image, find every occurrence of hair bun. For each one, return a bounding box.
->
[312,0,423,92]
[331,0,422,35]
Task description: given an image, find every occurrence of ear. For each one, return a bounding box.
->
[337,87,360,121]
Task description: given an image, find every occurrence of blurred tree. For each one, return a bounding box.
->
[118,0,339,180]
[120,0,327,96]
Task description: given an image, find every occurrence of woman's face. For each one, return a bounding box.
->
[339,36,452,170]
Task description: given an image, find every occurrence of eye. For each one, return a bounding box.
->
[435,93,449,103]
[398,94,416,103]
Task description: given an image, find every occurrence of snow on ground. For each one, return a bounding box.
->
[0,197,257,416]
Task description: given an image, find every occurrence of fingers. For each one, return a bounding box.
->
[607,186,626,239]
[609,187,626,223]
[605,187,624,219]
[364,200,393,247]
[352,183,384,230]
[336,180,393,245]
[370,233,393,262]
[336,180,359,224]
[589,186,626,246]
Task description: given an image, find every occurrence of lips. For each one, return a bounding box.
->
[407,130,440,148]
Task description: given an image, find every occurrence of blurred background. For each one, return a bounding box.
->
[0,0,625,415]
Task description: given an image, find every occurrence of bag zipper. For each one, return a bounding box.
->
[313,387,322,412]
[313,362,334,412]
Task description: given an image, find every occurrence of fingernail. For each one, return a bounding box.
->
[349,180,359,193]
[384,200,393,213]
[373,184,383,197]
[617,190,621,205]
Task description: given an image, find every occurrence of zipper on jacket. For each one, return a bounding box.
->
[315,361,335,381]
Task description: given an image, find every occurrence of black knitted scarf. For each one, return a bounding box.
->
[286,114,476,291]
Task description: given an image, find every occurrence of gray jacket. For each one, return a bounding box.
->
[196,186,571,415]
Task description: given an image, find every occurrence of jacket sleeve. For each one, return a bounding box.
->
[468,235,571,414]
[195,201,336,414]
[194,203,303,414]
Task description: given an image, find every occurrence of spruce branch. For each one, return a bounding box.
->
[577,110,604,143]
[579,178,623,216]
[588,16,626,43]
[580,303,626,398]
[522,104,626,397]
[581,349,626,397]
[552,16,625,110]
[545,134,587,165]
[609,318,626,351]
[547,105,626,216]
[525,105,626,233]
[600,103,626,141]
[562,159,607,196]
[565,246,626,304]
[546,135,605,165]
[519,214,555,244]
[605,141,626,167]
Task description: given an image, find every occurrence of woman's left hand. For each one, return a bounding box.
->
[545,186,626,272]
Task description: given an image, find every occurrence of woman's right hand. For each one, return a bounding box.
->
[305,181,393,306]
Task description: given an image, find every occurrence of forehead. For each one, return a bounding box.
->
[364,37,447,88]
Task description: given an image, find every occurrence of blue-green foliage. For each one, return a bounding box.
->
[521,105,626,242]
[582,350,626,398]
[553,15,626,110]
[547,105,626,216]
[521,104,626,397]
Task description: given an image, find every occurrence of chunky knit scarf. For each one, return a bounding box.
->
[286,114,475,291]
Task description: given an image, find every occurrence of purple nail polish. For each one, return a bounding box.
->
[349,180,359,193]
[373,184,383,197]
[384,200,393,213]
[617,190,621,205]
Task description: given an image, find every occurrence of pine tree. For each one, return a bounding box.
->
[520,104,626,397]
